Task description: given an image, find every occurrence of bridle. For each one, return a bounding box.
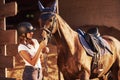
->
[40,12,57,39]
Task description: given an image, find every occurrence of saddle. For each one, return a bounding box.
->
[77,28,108,55]
[85,28,104,52]
[77,28,113,78]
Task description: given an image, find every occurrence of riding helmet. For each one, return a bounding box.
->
[17,22,36,36]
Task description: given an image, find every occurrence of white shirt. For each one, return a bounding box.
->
[18,39,42,68]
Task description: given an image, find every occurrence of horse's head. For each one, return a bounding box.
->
[38,0,58,37]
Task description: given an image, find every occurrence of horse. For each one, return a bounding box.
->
[38,1,120,80]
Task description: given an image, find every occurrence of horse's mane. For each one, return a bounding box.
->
[55,14,75,32]
[55,14,78,55]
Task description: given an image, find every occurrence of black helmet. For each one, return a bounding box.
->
[17,22,36,36]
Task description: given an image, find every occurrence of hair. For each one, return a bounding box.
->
[18,34,34,46]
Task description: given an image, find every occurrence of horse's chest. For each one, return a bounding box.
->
[57,53,78,70]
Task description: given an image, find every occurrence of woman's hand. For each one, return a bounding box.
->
[39,40,47,49]
[42,47,49,53]
[42,30,47,39]
[41,30,48,45]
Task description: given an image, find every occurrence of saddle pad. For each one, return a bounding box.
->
[78,33,94,56]
[77,29,111,57]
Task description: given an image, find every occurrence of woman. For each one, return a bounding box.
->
[17,22,49,80]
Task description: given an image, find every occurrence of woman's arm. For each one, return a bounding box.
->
[19,38,48,66]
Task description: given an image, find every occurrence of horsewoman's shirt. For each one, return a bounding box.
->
[18,39,42,69]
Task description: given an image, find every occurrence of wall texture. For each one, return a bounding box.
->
[59,0,120,30]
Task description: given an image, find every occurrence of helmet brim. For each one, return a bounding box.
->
[28,28,36,33]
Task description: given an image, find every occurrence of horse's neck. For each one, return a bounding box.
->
[55,14,78,55]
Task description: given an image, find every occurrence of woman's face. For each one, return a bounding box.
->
[26,32,34,39]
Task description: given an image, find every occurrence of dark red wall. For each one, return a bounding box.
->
[59,0,120,31]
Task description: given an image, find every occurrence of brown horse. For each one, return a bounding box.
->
[38,1,120,80]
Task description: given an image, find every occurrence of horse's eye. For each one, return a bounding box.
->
[49,19,52,22]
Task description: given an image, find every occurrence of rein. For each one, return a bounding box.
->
[40,12,62,80]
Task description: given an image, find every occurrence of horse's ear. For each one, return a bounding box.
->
[50,0,57,12]
[38,1,45,12]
